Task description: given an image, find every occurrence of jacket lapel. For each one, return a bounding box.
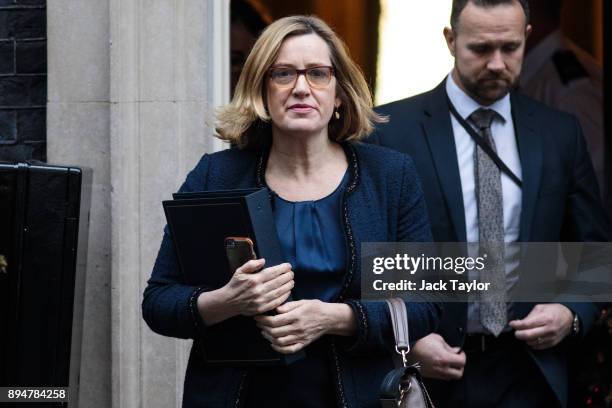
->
[423,82,467,241]
[511,92,542,241]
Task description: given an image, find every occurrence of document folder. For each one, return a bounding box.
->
[163,188,303,365]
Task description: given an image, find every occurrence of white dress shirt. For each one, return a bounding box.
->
[445,74,522,333]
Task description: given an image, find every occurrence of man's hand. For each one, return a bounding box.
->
[407,333,466,380]
[509,303,573,350]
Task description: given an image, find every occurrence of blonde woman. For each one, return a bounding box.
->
[143,15,441,408]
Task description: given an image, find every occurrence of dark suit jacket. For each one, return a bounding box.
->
[370,80,610,407]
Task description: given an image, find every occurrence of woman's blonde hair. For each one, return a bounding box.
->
[216,15,386,149]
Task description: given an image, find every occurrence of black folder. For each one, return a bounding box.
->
[163,188,303,365]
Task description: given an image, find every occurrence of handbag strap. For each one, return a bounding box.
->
[445,95,523,189]
[386,298,410,367]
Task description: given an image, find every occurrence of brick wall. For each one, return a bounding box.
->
[0,0,46,162]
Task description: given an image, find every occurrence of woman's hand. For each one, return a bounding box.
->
[225,259,295,316]
[254,300,356,354]
[198,259,294,325]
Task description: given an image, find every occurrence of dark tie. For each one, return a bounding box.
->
[469,108,506,336]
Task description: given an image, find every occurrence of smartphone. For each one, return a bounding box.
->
[225,237,257,273]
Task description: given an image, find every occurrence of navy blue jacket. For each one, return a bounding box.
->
[370,81,610,407]
[142,142,443,407]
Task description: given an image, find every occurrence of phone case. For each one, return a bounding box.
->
[225,237,256,273]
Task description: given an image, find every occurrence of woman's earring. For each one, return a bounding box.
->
[334,107,340,120]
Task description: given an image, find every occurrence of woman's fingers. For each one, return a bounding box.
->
[276,300,303,314]
[255,290,292,315]
[257,262,292,282]
[254,311,293,328]
[265,333,300,347]
[249,272,294,314]
[257,318,297,337]
[270,342,304,354]
[236,260,291,283]
[262,280,294,304]
[236,258,265,274]
[229,260,294,316]
[260,270,294,297]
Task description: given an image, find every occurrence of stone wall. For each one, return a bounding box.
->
[47,1,228,406]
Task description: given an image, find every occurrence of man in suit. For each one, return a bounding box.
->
[370,0,609,407]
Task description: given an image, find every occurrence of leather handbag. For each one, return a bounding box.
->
[380,298,435,408]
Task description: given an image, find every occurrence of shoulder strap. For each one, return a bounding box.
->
[445,95,523,189]
[386,298,410,366]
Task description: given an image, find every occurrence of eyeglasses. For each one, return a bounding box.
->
[268,66,335,89]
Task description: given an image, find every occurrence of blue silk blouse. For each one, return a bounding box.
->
[272,171,349,302]
[244,171,348,407]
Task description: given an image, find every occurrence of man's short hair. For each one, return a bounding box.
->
[450,0,530,29]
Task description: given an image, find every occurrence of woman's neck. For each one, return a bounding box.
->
[268,130,340,179]
[265,128,348,202]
